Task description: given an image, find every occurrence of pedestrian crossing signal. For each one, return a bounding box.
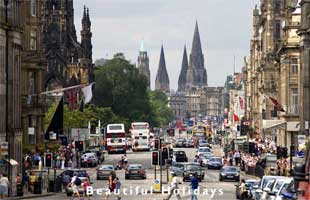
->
[44,153,53,168]
[152,151,159,165]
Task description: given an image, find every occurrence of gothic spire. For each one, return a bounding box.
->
[155,45,170,92]
[191,20,203,60]
[178,45,189,91]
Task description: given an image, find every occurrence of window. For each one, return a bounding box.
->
[30,29,36,50]
[290,88,298,114]
[31,0,36,16]
[290,58,298,75]
[274,1,281,14]
[28,71,36,95]
[274,20,281,40]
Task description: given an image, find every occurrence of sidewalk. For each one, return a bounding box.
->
[7,192,56,200]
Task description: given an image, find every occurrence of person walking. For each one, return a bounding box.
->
[104,171,116,200]
[165,173,181,200]
[113,177,121,200]
[189,173,199,200]
[0,174,9,199]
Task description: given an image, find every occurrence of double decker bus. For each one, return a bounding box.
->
[106,124,126,154]
[130,122,150,151]
[192,123,212,140]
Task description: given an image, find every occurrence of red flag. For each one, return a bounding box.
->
[68,89,77,110]
[269,96,285,112]
[233,114,239,122]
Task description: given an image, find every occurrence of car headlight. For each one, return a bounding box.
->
[221,173,226,176]
[235,173,239,176]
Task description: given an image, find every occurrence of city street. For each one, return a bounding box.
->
[42,146,241,200]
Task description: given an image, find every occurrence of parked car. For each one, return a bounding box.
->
[207,157,223,169]
[183,163,205,182]
[199,153,214,167]
[173,150,188,162]
[235,179,259,199]
[197,147,212,157]
[185,139,195,148]
[96,165,114,180]
[175,138,186,147]
[253,176,286,200]
[170,162,185,176]
[263,177,294,200]
[219,166,240,182]
[125,164,146,179]
[81,152,98,167]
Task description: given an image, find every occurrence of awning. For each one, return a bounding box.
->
[262,120,286,131]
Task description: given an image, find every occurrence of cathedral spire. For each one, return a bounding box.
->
[178,45,189,91]
[155,45,170,92]
[191,20,203,62]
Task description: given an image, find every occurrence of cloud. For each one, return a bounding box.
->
[74,0,260,90]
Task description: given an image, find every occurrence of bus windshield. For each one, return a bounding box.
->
[132,124,148,130]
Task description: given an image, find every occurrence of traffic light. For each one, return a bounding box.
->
[75,141,84,152]
[44,153,53,168]
[154,138,160,150]
[152,151,159,165]
[162,147,168,160]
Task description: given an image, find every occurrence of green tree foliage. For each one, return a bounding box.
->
[93,53,152,123]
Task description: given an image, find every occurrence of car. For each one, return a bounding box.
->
[207,157,223,169]
[253,176,286,200]
[170,163,185,176]
[84,149,105,163]
[125,164,146,179]
[198,140,212,148]
[199,153,214,167]
[197,147,212,157]
[262,177,294,200]
[182,163,205,182]
[173,150,188,162]
[96,165,114,180]
[235,179,259,199]
[175,138,186,147]
[81,152,98,167]
[270,179,296,200]
[58,169,90,183]
[185,139,195,148]
[219,166,240,182]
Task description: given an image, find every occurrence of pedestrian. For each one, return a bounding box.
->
[189,173,199,200]
[62,173,70,189]
[22,171,29,192]
[61,155,65,170]
[234,151,240,166]
[29,172,36,193]
[82,179,91,200]
[67,172,81,198]
[0,173,9,199]
[123,154,128,167]
[165,172,181,200]
[104,171,116,200]
[113,177,121,200]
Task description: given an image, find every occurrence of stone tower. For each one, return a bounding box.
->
[155,45,170,92]
[41,1,94,89]
[189,21,208,88]
[178,45,189,91]
[137,41,151,88]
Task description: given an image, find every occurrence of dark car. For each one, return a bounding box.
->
[175,138,186,147]
[174,150,188,162]
[183,163,205,182]
[170,163,185,176]
[219,166,240,182]
[235,179,259,199]
[125,164,146,179]
[96,165,114,180]
[207,157,223,169]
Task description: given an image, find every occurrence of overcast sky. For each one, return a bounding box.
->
[74,0,259,90]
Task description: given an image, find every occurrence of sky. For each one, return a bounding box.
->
[74,0,260,91]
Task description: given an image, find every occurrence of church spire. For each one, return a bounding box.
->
[191,20,203,60]
[178,45,189,91]
[155,45,170,92]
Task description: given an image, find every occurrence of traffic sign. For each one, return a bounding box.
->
[153,179,160,193]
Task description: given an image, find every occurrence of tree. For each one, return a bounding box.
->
[93,53,151,123]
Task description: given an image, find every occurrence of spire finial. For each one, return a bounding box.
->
[83,5,86,17]
[140,39,145,52]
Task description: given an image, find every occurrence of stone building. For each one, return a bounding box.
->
[0,0,23,172]
[20,0,46,145]
[155,45,170,92]
[41,1,94,89]
[205,87,224,117]
[137,41,150,88]
[167,92,186,120]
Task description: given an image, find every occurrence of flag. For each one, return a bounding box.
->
[68,89,77,110]
[233,114,239,122]
[82,83,94,104]
[45,96,64,140]
[269,96,285,112]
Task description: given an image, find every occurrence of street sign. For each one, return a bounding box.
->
[0,142,8,156]
[153,179,160,193]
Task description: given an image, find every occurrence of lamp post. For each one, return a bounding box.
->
[4,0,11,197]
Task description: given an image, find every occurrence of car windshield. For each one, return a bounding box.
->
[128,165,142,170]
[201,154,212,158]
[99,165,113,170]
[262,178,275,188]
[210,158,221,162]
[199,148,210,152]
[199,140,207,144]
[223,167,237,172]
[186,164,200,171]
[76,170,87,177]
[273,181,286,192]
